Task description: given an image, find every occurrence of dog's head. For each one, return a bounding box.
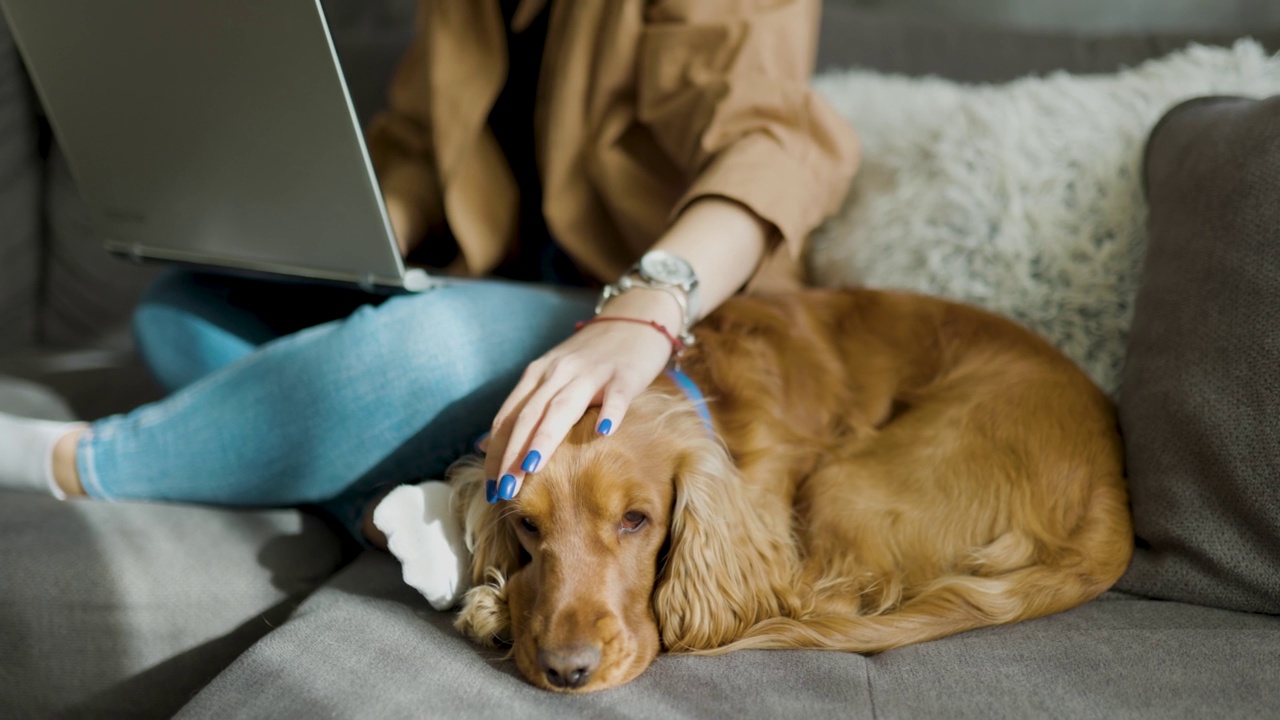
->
[450,384,795,692]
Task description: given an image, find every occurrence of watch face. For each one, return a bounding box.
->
[640,251,695,285]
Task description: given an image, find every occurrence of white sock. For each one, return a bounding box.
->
[0,412,82,499]
[373,480,472,611]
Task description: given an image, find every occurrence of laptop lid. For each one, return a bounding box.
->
[0,0,432,292]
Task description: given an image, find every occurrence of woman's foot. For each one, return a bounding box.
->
[372,480,472,611]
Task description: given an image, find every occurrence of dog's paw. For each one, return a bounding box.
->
[454,579,512,647]
[374,480,472,611]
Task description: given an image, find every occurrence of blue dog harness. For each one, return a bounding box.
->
[664,368,715,434]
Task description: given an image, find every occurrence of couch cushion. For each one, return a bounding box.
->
[177,552,1280,719]
[1114,95,1280,614]
[176,552,877,719]
[0,493,347,718]
[807,41,1280,395]
[0,374,75,420]
[0,13,40,354]
[868,594,1280,719]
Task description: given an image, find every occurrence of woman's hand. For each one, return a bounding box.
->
[481,288,683,501]
[482,197,773,501]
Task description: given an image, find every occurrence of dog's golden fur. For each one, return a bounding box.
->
[450,288,1133,693]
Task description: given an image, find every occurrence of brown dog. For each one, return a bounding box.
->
[449,288,1133,693]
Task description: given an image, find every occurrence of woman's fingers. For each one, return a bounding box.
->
[594,379,638,437]
[518,369,644,476]
[494,373,602,502]
[482,359,549,479]
[482,352,580,495]
[481,322,675,504]
[492,368,650,503]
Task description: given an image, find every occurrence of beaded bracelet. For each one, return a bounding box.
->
[574,316,687,354]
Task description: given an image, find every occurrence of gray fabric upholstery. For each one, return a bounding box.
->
[179,552,878,720]
[179,553,1280,719]
[40,142,160,351]
[825,0,1280,34]
[868,595,1280,719]
[816,4,1280,80]
[0,493,347,718]
[0,13,40,354]
[0,374,75,420]
[1116,95,1280,614]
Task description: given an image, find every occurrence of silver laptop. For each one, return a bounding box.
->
[0,0,433,293]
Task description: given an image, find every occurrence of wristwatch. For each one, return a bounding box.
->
[596,250,701,344]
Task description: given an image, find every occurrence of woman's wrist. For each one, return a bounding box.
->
[596,286,684,334]
[591,198,771,344]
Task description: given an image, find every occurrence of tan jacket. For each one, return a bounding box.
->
[366,0,859,289]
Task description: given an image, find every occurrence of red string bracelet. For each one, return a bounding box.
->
[574,317,686,354]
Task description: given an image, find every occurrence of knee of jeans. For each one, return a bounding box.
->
[133,272,257,391]
[132,305,212,392]
[134,271,210,341]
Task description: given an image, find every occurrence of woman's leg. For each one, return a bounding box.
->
[78,279,594,511]
[5,269,301,495]
[133,269,379,392]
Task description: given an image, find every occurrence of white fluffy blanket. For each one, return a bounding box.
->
[808,40,1280,395]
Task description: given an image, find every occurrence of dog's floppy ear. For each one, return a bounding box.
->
[449,459,519,646]
[653,435,798,652]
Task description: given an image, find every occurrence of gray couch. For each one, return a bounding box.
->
[2,2,1278,718]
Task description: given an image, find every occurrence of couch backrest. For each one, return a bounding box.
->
[826,0,1280,33]
[817,3,1280,80]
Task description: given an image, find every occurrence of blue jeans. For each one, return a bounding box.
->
[78,270,595,539]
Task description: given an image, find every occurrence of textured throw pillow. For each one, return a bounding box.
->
[808,40,1280,395]
[1114,95,1280,614]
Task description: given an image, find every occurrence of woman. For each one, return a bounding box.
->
[0,0,857,585]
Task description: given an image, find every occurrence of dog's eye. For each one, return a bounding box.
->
[620,511,648,533]
[519,516,539,535]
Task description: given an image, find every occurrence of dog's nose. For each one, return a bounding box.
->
[538,644,601,689]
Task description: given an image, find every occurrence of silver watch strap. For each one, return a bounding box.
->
[594,277,696,348]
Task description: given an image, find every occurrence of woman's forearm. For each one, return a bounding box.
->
[654,197,771,319]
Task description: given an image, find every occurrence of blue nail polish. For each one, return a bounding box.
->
[597,418,613,436]
[485,479,498,504]
[521,450,541,474]
[498,474,517,501]
[474,432,490,455]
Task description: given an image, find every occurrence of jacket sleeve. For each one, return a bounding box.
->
[364,0,445,242]
[638,0,860,256]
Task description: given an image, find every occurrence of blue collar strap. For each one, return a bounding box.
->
[664,368,714,433]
